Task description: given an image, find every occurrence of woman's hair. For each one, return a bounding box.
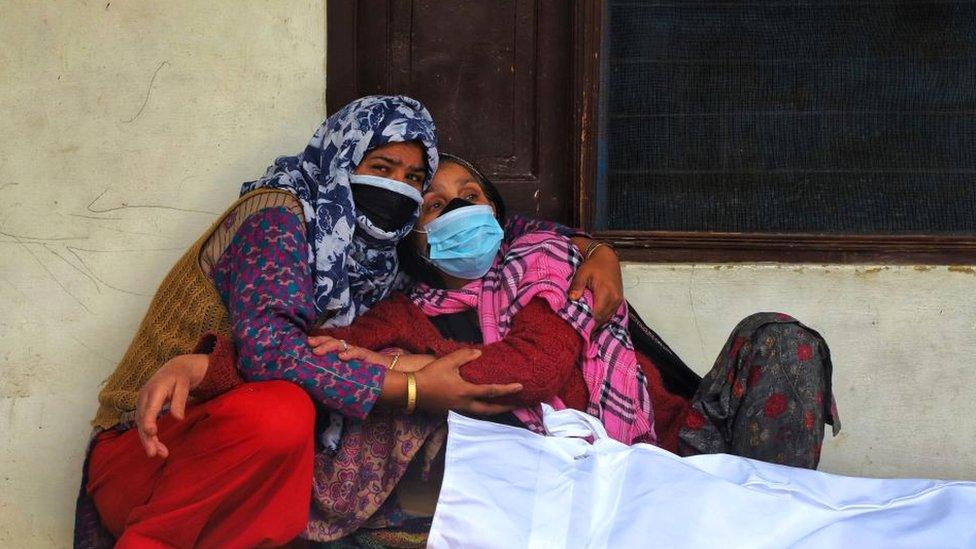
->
[438,153,507,224]
[397,153,507,287]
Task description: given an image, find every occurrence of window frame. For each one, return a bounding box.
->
[570,0,976,264]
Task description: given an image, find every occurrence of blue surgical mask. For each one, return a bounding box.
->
[416,203,504,279]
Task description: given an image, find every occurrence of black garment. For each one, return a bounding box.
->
[428,310,482,344]
[627,305,701,399]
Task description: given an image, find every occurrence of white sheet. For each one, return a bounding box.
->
[429,406,976,549]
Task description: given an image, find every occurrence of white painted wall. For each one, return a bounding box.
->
[2,2,974,547]
[623,263,976,481]
[0,2,326,546]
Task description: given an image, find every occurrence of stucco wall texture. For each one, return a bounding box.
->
[0,2,326,546]
[1,2,974,547]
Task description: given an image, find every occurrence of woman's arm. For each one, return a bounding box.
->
[309,293,435,352]
[565,242,622,323]
[194,294,433,382]
[312,297,586,408]
[211,206,390,418]
[456,299,584,407]
[209,207,516,413]
[181,294,426,400]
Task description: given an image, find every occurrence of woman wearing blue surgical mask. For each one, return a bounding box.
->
[408,159,506,283]
[290,154,838,545]
[283,154,657,544]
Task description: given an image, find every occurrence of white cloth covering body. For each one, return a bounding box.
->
[429,406,976,549]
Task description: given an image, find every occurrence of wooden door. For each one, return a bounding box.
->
[327,0,574,222]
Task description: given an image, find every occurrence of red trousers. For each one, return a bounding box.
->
[87,381,315,548]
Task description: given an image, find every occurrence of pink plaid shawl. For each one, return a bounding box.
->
[409,231,654,445]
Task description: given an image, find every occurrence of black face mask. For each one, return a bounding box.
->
[352,184,420,232]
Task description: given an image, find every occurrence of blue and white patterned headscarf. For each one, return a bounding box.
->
[241,95,438,327]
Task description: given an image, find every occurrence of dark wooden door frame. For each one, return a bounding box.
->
[570,0,976,264]
[325,1,357,112]
[571,0,602,236]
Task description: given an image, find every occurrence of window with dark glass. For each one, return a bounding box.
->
[596,1,976,239]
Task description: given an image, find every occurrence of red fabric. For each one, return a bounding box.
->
[636,352,691,453]
[321,295,694,450]
[317,293,447,353]
[191,333,245,400]
[457,299,588,410]
[198,295,689,449]
[87,381,314,548]
[319,294,588,410]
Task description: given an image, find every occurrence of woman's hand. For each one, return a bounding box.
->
[308,334,437,372]
[412,349,522,415]
[307,334,405,368]
[568,240,624,325]
[135,354,209,459]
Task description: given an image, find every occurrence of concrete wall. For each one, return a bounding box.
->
[623,263,976,481]
[0,2,326,546]
[2,2,974,547]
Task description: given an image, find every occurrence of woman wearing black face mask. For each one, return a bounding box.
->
[76,97,529,547]
[298,154,656,543]
[93,95,631,545]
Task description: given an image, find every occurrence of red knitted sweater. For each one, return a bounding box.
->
[318,293,589,410]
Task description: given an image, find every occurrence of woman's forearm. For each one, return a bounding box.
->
[457,299,582,406]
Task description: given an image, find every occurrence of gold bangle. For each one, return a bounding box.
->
[584,241,612,261]
[388,353,401,371]
[405,373,417,414]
